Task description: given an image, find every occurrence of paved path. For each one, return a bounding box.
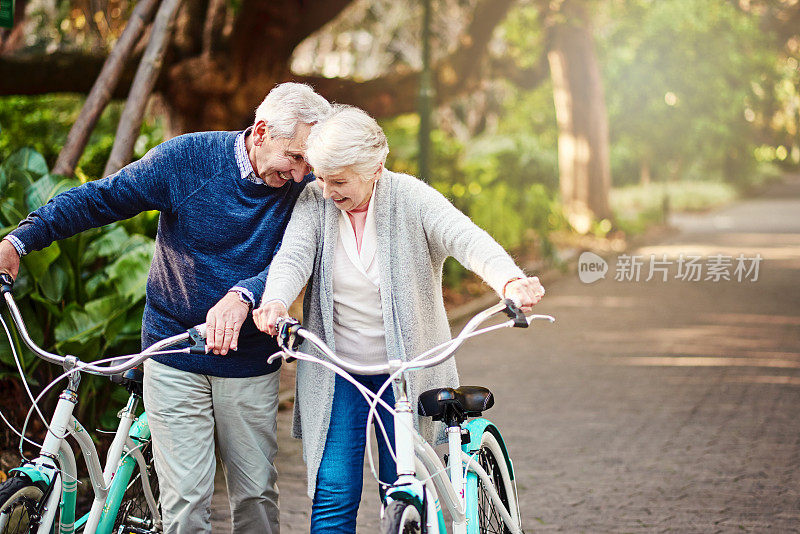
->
[212,178,800,532]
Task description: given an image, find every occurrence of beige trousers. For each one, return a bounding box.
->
[143,359,280,534]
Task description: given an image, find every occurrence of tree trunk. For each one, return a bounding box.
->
[104,0,183,176]
[53,0,160,177]
[640,159,651,185]
[547,0,612,233]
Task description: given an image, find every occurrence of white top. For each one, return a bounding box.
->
[331,189,388,372]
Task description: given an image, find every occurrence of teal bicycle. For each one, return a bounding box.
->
[0,273,203,534]
[272,299,554,534]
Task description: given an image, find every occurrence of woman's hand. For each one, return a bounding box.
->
[253,300,289,336]
[504,276,546,312]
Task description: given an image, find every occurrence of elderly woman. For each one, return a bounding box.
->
[253,105,544,533]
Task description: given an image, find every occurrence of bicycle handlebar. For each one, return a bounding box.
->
[0,272,205,376]
[271,299,555,374]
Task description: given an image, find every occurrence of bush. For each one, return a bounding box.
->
[0,148,155,452]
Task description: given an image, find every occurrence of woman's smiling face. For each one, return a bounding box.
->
[315,165,379,212]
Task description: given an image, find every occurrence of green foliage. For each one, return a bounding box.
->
[0,148,155,439]
[0,95,164,180]
[383,112,565,289]
[601,0,786,186]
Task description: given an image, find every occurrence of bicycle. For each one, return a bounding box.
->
[270,298,554,534]
[0,273,206,534]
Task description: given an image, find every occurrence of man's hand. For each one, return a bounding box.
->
[253,300,289,337]
[504,276,546,312]
[206,292,250,355]
[0,239,21,280]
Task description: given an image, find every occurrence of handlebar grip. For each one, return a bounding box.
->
[0,273,13,294]
[502,299,529,328]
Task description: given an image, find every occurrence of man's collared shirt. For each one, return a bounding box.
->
[234,128,264,186]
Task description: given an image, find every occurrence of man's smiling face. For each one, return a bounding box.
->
[250,121,312,188]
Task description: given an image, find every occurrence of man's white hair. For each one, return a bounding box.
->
[306,104,389,179]
[254,83,332,139]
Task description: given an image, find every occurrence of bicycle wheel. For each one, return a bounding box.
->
[0,477,46,534]
[466,431,520,534]
[380,500,423,534]
[113,442,161,534]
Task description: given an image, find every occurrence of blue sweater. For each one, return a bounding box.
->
[11,131,308,377]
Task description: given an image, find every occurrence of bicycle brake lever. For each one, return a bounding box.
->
[277,317,302,362]
[502,299,529,328]
[0,273,13,294]
[188,325,207,354]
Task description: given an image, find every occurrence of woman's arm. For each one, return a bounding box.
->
[257,185,320,318]
[417,180,544,307]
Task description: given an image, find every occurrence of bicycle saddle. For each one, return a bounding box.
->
[418,386,494,421]
[110,367,144,396]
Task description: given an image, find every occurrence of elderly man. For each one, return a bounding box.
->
[0,83,332,533]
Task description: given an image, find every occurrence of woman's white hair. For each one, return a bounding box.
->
[254,83,332,139]
[306,104,389,179]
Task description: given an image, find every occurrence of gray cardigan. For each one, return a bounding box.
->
[262,170,525,497]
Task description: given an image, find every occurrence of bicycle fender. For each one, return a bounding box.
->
[9,464,54,485]
[385,476,446,533]
[462,418,515,480]
[384,476,426,511]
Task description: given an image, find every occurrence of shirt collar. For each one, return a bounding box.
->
[234,127,264,185]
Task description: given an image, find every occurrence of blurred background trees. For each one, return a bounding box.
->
[0,0,798,445]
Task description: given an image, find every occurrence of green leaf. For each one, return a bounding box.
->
[82,225,129,264]
[38,263,69,303]
[55,296,130,348]
[21,242,60,281]
[25,174,80,212]
[3,148,49,178]
[103,313,127,348]
[104,247,152,300]
[84,272,108,299]
[54,304,92,346]
[59,338,101,360]
[0,199,25,227]
[85,295,129,324]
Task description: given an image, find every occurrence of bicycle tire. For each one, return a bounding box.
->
[466,431,520,534]
[113,442,161,534]
[380,500,423,534]
[0,477,46,534]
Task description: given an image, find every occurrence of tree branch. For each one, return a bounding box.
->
[104,0,184,176]
[294,0,518,118]
[201,0,226,56]
[230,0,351,66]
[490,51,551,90]
[0,52,142,96]
[53,0,160,177]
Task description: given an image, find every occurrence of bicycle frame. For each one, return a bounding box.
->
[0,285,194,534]
[383,377,522,534]
[4,372,159,534]
[273,300,552,534]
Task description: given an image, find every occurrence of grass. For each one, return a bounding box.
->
[611,181,738,235]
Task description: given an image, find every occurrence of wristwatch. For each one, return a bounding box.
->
[228,288,254,310]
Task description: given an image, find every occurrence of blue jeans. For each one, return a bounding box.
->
[310,373,397,533]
